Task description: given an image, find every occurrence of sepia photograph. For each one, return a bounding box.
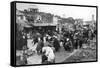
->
[15,2,97,66]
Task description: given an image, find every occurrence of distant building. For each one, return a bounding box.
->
[92,14,95,22]
[16,10,32,28]
[16,10,26,21]
[75,19,83,25]
[16,8,78,32]
[23,8,39,13]
[84,14,96,26]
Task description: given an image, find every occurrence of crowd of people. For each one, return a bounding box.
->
[16,24,97,65]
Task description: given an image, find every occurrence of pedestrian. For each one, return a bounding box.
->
[42,45,55,64]
[36,37,44,55]
[53,37,60,52]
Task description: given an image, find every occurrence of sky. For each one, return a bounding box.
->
[16,3,96,21]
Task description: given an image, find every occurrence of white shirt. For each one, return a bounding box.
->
[43,37,46,43]
[27,39,33,49]
[42,46,55,62]
[27,39,37,51]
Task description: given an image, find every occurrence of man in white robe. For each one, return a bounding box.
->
[42,46,55,63]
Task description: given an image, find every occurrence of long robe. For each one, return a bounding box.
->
[42,46,55,63]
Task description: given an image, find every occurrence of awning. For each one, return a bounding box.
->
[31,23,57,26]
